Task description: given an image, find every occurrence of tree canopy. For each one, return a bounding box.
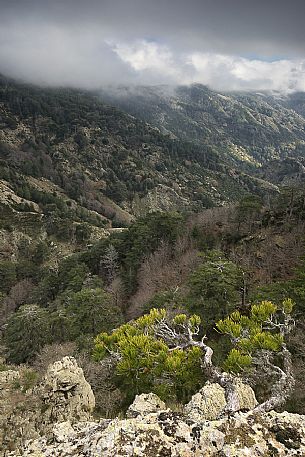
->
[94,299,294,411]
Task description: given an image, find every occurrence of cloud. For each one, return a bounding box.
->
[188,53,305,92]
[0,23,135,88]
[112,40,187,84]
[0,0,305,91]
[110,41,305,92]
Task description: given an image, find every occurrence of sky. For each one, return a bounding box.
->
[0,0,305,92]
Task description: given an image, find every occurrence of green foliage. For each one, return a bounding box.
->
[188,250,243,328]
[118,212,184,294]
[64,287,123,336]
[282,298,294,314]
[216,299,293,374]
[236,194,262,226]
[224,349,252,374]
[143,289,184,315]
[252,258,305,313]
[57,258,89,293]
[94,308,203,402]
[0,261,17,293]
[75,223,91,243]
[250,301,277,322]
[4,304,52,364]
[16,368,39,393]
[34,256,89,304]
[216,314,242,339]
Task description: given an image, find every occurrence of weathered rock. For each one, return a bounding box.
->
[37,356,95,426]
[52,421,75,443]
[3,361,305,457]
[233,378,258,411]
[0,370,40,455]
[184,380,257,421]
[0,357,95,456]
[126,393,167,418]
[0,369,20,384]
[10,410,305,456]
[184,382,226,421]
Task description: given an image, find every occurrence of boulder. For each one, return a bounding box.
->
[233,378,258,411]
[184,380,257,421]
[0,357,95,456]
[184,382,226,421]
[126,393,167,418]
[52,421,75,443]
[38,356,95,425]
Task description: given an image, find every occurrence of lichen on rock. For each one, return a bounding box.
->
[10,409,305,456]
[0,357,95,455]
[184,379,257,422]
[4,359,305,457]
[126,393,167,418]
[37,356,95,426]
[184,382,226,421]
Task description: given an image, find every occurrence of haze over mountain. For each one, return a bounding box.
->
[101,84,305,181]
[0,0,305,92]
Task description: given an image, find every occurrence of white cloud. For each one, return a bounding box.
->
[112,40,184,84]
[188,53,305,92]
[110,40,305,92]
[1,22,305,92]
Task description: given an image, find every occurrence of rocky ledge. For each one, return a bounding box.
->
[4,358,305,456]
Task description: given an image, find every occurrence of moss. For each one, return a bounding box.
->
[222,423,256,447]
[270,424,301,450]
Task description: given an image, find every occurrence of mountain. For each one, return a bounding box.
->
[2,78,305,454]
[0,77,280,230]
[100,84,305,184]
[282,91,305,118]
[3,76,305,282]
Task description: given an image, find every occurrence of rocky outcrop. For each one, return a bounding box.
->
[126,393,166,418]
[184,382,226,421]
[36,356,95,427]
[0,368,40,455]
[184,379,257,421]
[10,400,305,456]
[0,357,95,455]
[4,359,305,457]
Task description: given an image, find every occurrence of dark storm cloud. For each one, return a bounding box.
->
[0,0,304,90]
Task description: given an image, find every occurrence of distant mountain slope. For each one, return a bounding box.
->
[282,91,305,118]
[0,76,277,232]
[101,84,305,176]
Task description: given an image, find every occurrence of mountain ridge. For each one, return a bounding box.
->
[100,83,305,185]
[0,75,282,229]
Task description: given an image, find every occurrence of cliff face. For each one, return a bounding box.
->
[3,357,305,457]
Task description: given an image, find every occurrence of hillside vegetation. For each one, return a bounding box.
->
[102,84,305,185]
[1,77,305,423]
[1,187,305,416]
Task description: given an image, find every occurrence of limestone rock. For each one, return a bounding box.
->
[38,356,95,425]
[52,421,75,443]
[10,410,305,456]
[3,359,304,457]
[126,392,167,418]
[0,373,39,455]
[184,380,257,422]
[0,369,20,384]
[233,378,258,411]
[184,382,226,421]
[0,357,95,456]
